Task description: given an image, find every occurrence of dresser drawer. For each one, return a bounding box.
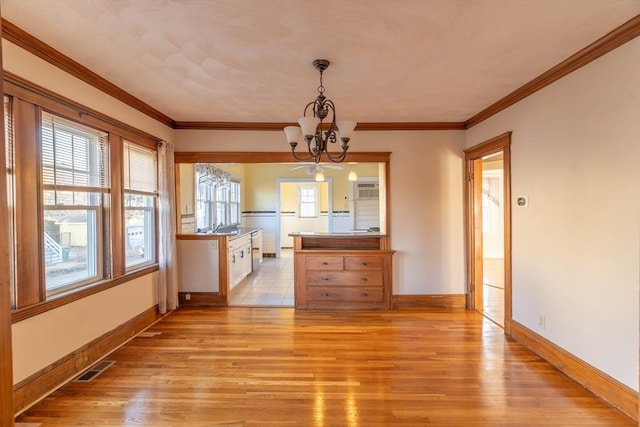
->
[344,256,383,271]
[306,271,383,287]
[306,256,344,270]
[306,286,383,302]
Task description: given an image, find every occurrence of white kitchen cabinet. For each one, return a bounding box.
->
[228,234,252,289]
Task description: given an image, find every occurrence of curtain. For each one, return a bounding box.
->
[157,141,178,313]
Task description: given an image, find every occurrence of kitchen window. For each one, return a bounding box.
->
[299,186,318,218]
[195,164,240,230]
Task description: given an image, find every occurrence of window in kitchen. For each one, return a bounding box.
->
[195,164,240,230]
[299,186,318,218]
[41,112,109,295]
[123,141,157,269]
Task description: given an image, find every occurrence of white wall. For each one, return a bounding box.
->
[175,129,467,295]
[466,39,640,390]
[4,41,172,385]
[12,273,157,382]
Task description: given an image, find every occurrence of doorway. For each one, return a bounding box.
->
[464,132,512,331]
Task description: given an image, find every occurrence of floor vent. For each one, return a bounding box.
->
[74,360,115,382]
[138,331,162,338]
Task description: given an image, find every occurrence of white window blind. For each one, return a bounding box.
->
[41,112,109,196]
[124,142,157,195]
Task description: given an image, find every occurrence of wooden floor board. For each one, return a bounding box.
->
[16,307,634,426]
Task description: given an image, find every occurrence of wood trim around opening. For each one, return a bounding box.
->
[464,132,512,332]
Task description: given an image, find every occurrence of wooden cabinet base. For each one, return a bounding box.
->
[292,235,394,310]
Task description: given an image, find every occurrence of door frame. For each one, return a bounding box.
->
[464,132,512,333]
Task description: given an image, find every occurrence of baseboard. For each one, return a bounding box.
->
[13,306,161,415]
[392,294,466,309]
[178,292,226,306]
[510,321,637,422]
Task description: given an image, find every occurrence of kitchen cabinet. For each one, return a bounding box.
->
[228,234,252,289]
[177,239,219,292]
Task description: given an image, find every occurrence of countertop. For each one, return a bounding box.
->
[177,227,261,240]
[288,231,386,238]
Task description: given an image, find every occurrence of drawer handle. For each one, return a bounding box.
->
[361,262,368,266]
[361,292,368,297]
[321,262,329,266]
[360,277,368,282]
[322,277,330,281]
[322,292,329,297]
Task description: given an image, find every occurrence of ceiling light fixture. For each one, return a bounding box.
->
[284,59,356,164]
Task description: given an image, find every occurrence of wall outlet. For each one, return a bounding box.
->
[537,315,546,329]
[185,293,191,301]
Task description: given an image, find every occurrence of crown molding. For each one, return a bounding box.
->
[174,121,466,131]
[3,14,639,132]
[465,13,640,128]
[1,18,176,129]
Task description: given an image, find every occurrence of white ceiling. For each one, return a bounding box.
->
[2,0,639,123]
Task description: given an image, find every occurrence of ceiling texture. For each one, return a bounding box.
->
[2,0,639,125]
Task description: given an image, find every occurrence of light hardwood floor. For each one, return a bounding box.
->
[16,307,633,426]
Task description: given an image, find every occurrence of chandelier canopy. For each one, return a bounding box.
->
[284,59,356,164]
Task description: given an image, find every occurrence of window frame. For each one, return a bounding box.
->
[123,141,158,270]
[195,166,240,230]
[40,111,110,296]
[299,185,319,218]
[4,76,161,322]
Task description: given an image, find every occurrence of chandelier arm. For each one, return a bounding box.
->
[290,146,315,163]
[323,146,349,163]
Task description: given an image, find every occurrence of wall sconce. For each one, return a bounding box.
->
[348,171,358,181]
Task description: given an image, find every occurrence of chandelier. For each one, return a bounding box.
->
[284,59,356,164]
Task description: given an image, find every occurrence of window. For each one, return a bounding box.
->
[299,187,318,218]
[41,112,109,295]
[230,180,240,225]
[195,164,240,230]
[124,142,157,269]
[4,96,16,307]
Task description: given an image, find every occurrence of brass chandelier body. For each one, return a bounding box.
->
[284,59,356,164]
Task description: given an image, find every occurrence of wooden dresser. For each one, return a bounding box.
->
[291,233,394,310]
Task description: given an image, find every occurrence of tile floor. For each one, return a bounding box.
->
[229,249,294,306]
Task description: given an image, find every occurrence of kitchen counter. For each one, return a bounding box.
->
[177,226,261,240]
[289,231,386,238]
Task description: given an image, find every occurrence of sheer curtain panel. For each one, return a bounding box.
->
[157,141,178,313]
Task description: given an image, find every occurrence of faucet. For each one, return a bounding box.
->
[212,223,223,232]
